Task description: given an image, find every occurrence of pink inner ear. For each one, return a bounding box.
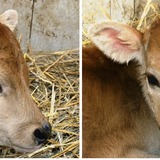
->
[99,28,119,39]
[99,28,137,53]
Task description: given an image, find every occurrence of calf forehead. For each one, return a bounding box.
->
[0,23,27,85]
[147,18,160,70]
[0,22,24,68]
[0,22,20,57]
[0,57,19,73]
[0,59,20,89]
[148,53,160,72]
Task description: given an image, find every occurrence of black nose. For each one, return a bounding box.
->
[34,122,51,145]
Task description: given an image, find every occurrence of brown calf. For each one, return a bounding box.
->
[83,19,160,157]
[0,10,51,153]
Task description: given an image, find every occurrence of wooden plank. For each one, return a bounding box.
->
[111,0,134,23]
[30,0,79,52]
[0,0,33,52]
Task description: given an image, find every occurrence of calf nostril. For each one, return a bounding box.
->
[34,128,48,144]
[43,122,52,133]
[33,123,51,145]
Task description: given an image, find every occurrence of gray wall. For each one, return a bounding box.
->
[0,0,79,52]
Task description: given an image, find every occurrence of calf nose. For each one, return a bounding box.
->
[33,122,51,145]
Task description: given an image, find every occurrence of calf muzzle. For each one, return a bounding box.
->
[33,122,51,145]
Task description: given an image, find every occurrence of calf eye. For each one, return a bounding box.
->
[147,74,160,87]
[0,85,3,93]
[0,85,2,93]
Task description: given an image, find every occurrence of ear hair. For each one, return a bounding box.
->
[0,9,18,31]
[89,20,144,64]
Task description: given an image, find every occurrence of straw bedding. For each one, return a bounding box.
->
[0,0,159,158]
[83,0,160,46]
[0,49,79,158]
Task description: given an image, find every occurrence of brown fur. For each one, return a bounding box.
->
[142,18,160,126]
[82,44,160,157]
[0,11,50,153]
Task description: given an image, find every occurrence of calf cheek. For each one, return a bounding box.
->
[0,112,19,147]
[0,122,10,146]
[149,91,160,113]
[8,123,42,147]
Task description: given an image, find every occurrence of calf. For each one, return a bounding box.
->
[0,10,51,153]
[83,18,160,157]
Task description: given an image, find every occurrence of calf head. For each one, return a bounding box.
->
[142,18,160,125]
[88,19,160,126]
[0,10,51,152]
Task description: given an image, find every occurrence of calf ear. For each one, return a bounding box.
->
[89,20,144,64]
[0,9,18,31]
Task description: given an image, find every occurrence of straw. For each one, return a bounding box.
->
[0,49,79,158]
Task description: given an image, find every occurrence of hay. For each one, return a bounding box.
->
[0,49,79,158]
[82,0,160,46]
